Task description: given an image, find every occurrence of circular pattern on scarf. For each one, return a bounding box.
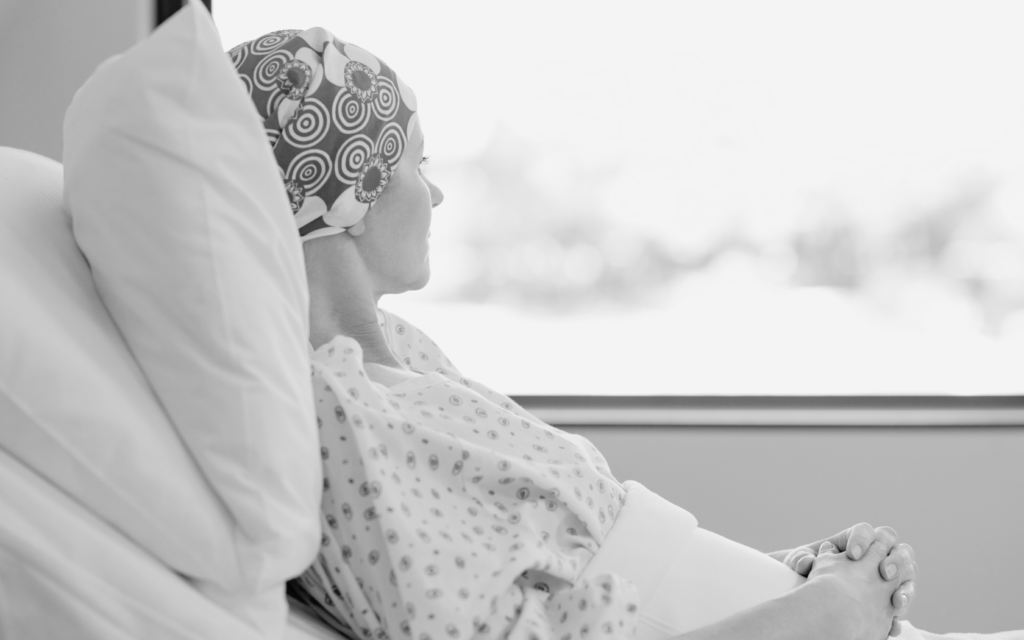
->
[283,98,330,149]
[266,89,286,117]
[375,121,406,167]
[332,90,370,135]
[287,149,332,195]
[355,154,391,204]
[251,29,301,54]
[335,134,374,183]
[233,27,419,237]
[277,59,312,100]
[372,76,399,120]
[344,60,378,103]
[254,49,294,91]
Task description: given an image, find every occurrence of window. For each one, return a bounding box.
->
[218,1,1024,395]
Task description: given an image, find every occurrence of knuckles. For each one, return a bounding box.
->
[891,543,916,571]
[874,525,899,548]
[850,522,875,543]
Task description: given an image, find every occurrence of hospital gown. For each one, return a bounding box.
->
[292,309,641,640]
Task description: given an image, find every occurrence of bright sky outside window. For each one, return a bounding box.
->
[217,1,1024,395]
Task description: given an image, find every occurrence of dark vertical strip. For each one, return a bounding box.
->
[155,0,213,27]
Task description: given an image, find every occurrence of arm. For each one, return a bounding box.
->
[672,577,852,640]
[675,538,912,640]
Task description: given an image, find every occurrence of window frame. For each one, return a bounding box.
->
[510,395,1024,427]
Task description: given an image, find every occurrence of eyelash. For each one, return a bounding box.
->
[420,156,431,166]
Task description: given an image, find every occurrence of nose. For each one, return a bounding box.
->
[428,179,444,208]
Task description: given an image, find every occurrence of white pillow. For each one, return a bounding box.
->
[62,0,321,635]
[0,146,240,595]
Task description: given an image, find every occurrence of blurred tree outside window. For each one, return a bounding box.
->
[220,0,1024,394]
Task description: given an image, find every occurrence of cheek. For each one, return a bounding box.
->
[407,182,432,236]
[419,184,434,228]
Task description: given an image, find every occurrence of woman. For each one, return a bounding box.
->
[229,28,923,640]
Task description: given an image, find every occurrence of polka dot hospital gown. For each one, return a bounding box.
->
[293,309,640,640]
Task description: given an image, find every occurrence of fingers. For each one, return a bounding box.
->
[889,552,917,616]
[835,522,876,561]
[890,617,902,637]
[779,547,817,576]
[864,538,893,563]
[825,523,898,561]
[873,526,899,554]
[880,542,915,582]
[818,540,840,554]
[864,526,901,563]
[892,579,916,614]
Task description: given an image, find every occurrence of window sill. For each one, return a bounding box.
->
[510,396,1024,427]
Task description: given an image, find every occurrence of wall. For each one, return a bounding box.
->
[563,425,1024,633]
[0,0,149,161]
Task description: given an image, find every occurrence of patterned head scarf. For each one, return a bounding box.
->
[229,28,418,241]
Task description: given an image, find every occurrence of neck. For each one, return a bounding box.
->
[306,239,404,369]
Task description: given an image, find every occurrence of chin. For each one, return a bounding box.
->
[408,267,431,292]
[391,265,430,294]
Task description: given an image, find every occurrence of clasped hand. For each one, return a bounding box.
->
[770,523,917,638]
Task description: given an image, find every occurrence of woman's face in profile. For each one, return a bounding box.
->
[356,119,444,295]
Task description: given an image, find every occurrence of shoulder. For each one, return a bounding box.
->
[374,308,543,421]
[377,307,463,377]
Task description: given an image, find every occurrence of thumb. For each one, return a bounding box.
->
[793,551,815,576]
